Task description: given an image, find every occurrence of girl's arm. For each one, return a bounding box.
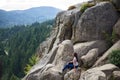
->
[73,57,76,65]
[73,57,77,71]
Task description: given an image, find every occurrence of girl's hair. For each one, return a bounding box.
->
[74,53,78,62]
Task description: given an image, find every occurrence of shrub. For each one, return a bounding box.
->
[80,2,95,12]
[111,30,118,43]
[108,50,120,67]
[24,54,38,74]
[10,74,20,80]
[68,5,76,10]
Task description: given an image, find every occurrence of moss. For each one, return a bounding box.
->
[109,74,115,80]
[80,2,95,13]
[67,5,76,10]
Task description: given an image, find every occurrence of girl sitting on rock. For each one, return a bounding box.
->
[62,52,79,72]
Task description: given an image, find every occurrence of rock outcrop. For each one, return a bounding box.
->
[55,8,81,43]
[81,48,98,67]
[74,40,109,65]
[39,68,62,80]
[52,40,74,71]
[80,69,106,80]
[72,2,119,42]
[24,40,74,80]
[64,68,81,80]
[23,1,120,80]
[23,46,59,80]
[93,40,120,67]
[80,64,118,80]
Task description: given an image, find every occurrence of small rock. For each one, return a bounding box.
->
[64,68,81,80]
[113,71,120,80]
[81,48,98,67]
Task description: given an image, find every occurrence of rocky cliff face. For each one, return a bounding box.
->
[23,1,120,80]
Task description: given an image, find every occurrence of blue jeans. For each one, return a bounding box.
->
[62,62,78,71]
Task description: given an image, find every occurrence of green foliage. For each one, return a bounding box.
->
[0,19,54,80]
[110,75,115,80]
[80,2,95,12]
[10,74,20,80]
[1,73,9,80]
[24,64,31,75]
[111,30,118,43]
[24,54,38,74]
[67,5,76,10]
[109,50,120,67]
[0,42,5,55]
[80,3,88,13]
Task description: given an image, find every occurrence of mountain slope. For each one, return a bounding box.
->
[0,6,61,28]
[0,20,54,80]
[23,1,120,80]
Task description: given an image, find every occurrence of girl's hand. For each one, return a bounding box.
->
[74,68,77,72]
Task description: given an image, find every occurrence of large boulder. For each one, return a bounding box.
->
[94,64,119,79]
[72,2,119,42]
[79,64,118,80]
[81,48,99,67]
[112,0,120,10]
[93,40,120,67]
[39,68,62,80]
[80,69,106,80]
[64,68,81,80]
[39,40,74,80]
[52,40,74,70]
[95,64,118,74]
[113,18,120,37]
[55,8,81,43]
[74,40,109,62]
[23,46,59,80]
[23,40,74,80]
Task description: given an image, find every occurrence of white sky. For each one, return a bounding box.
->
[0,0,89,11]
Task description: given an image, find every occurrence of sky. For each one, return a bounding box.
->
[0,0,89,11]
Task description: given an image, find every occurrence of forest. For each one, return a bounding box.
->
[0,19,54,80]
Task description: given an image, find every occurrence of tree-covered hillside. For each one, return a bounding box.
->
[0,19,54,80]
[0,6,60,28]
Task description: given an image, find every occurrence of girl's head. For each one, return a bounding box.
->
[74,53,77,57]
[74,52,78,62]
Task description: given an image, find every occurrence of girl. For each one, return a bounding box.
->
[62,53,79,72]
